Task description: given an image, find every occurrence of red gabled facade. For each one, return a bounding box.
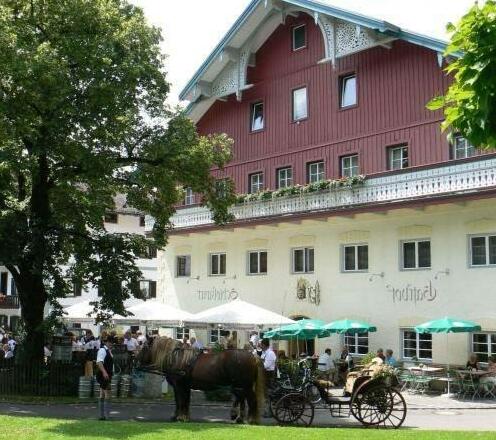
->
[196,12,469,194]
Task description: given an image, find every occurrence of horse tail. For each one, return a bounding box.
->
[254,357,265,422]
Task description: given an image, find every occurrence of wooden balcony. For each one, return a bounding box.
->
[145,156,496,231]
[0,295,20,310]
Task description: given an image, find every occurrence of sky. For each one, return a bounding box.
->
[131,0,477,105]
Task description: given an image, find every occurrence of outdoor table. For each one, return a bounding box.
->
[457,370,488,377]
[408,366,444,374]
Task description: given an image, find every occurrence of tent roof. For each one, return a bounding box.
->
[63,299,143,321]
[114,300,195,324]
[187,299,294,329]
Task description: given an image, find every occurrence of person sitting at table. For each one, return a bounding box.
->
[480,355,496,388]
[385,349,397,367]
[466,353,479,371]
[376,348,385,362]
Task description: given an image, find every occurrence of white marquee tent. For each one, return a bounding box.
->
[113,300,194,326]
[186,299,295,329]
[63,298,144,322]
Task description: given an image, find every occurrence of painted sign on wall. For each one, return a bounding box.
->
[197,287,238,302]
[386,281,438,305]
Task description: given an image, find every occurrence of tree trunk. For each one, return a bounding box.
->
[15,269,47,363]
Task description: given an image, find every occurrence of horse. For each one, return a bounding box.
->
[137,337,265,424]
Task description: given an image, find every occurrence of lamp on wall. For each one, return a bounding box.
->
[186,276,200,284]
[368,272,385,282]
[434,268,450,280]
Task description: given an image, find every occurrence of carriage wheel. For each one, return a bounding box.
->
[350,384,392,426]
[273,393,315,427]
[380,389,407,429]
[302,383,322,405]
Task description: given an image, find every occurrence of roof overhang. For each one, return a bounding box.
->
[180,0,451,122]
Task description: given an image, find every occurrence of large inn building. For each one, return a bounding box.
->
[149,0,496,364]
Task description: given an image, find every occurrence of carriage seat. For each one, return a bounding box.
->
[314,379,336,397]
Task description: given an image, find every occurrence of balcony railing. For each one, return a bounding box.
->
[145,157,496,231]
[0,295,20,310]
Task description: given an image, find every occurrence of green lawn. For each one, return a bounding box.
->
[0,416,492,440]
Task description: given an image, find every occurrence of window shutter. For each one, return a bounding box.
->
[150,281,157,298]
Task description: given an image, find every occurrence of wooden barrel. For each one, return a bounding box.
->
[78,376,93,399]
[110,374,120,398]
[120,374,131,398]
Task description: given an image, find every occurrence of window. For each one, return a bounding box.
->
[249,172,264,194]
[292,24,306,51]
[472,333,496,363]
[340,74,357,108]
[184,187,195,206]
[344,333,369,355]
[0,272,7,295]
[470,235,496,267]
[139,246,157,259]
[402,330,432,360]
[209,253,226,276]
[139,280,157,299]
[72,282,82,297]
[10,278,16,296]
[452,135,476,159]
[292,248,314,273]
[250,102,264,131]
[401,240,431,270]
[248,251,267,275]
[277,167,293,189]
[388,145,409,170]
[341,155,359,178]
[209,329,230,344]
[176,255,191,277]
[292,87,308,121]
[307,161,324,183]
[343,244,368,272]
[104,212,118,224]
[176,327,190,341]
[139,215,146,227]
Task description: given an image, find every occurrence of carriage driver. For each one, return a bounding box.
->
[260,338,277,417]
[96,335,114,421]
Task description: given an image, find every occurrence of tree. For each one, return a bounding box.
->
[428,1,496,148]
[0,0,234,361]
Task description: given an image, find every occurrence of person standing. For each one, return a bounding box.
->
[385,349,397,367]
[317,348,333,380]
[260,339,277,417]
[96,336,114,421]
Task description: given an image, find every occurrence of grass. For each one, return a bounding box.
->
[0,416,493,440]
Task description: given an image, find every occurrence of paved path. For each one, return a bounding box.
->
[1,400,496,431]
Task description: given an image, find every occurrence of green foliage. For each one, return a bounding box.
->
[0,0,233,354]
[427,1,496,148]
[235,175,366,204]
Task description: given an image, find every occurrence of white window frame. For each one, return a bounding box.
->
[277,167,293,189]
[341,154,359,178]
[344,333,369,356]
[471,332,496,363]
[292,87,308,121]
[251,101,264,132]
[175,327,190,341]
[292,247,314,274]
[340,74,357,108]
[401,329,432,361]
[400,239,431,270]
[247,250,268,275]
[307,161,324,183]
[209,329,230,344]
[453,135,476,159]
[249,172,264,194]
[388,145,409,170]
[342,244,368,272]
[292,24,306,51]
[184,187,195,206]
[469,234,496,267]
[209,252,226,277]
[176,255,191,278]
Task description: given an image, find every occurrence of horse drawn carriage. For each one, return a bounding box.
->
[270,360,407,428]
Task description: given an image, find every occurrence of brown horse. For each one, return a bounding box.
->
[138,337,265,424]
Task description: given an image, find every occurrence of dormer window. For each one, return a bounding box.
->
[292,24,306,51]
[250,102,264,131]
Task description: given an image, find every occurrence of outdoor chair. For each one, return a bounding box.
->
[456,370,482,400]
[409,371,432,394]
[397,368,415,392]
